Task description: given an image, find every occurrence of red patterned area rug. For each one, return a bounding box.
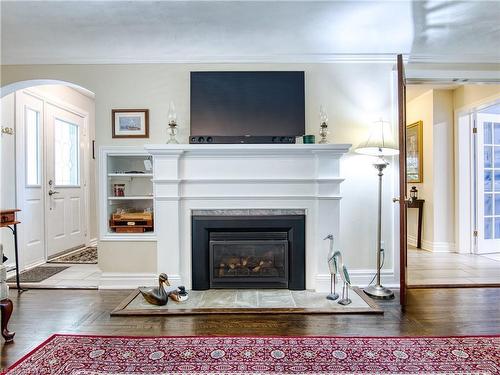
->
[3,334,499,374]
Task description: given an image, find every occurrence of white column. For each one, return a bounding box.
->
[153,151,183,286]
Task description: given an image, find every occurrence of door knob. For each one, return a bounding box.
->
[393,197,411,203]
[48,189,60,196]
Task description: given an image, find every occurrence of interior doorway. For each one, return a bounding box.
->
[1,83,99,289]
[475,103,500,255]
[404,83,500,287]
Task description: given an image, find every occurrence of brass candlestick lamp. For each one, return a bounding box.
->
[318,105,329,144]
[166,101,179,144]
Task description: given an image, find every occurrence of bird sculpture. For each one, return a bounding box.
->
[139,273,170,306]
[169,286,189,302]
[324,235,339,300]
[334,252,352,306]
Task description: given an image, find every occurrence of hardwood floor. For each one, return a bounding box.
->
[1,288,500,369]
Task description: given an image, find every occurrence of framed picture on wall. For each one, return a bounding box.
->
[406,120,423,183]
[112,109,149,138]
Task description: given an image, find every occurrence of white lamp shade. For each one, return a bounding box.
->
[355,119,399,156]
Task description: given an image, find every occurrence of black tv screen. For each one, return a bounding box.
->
[190,71,305,137]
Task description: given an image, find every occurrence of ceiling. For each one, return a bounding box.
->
[1,1,499,65]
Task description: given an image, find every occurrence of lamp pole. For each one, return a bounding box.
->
[363,157,395,299]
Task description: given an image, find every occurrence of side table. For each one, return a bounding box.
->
[407,199,425,249]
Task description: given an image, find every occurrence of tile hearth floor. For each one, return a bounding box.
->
[116,288,377,315]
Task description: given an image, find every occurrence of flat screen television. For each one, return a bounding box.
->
[190,71,305,143]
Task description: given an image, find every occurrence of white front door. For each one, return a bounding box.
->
[45,103,86,257]
[475,104,500,254]
[15,91,46,268]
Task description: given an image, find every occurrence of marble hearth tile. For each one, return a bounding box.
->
[235,290,258,307]
[292,290,335,309]
[122,288,377,312]
[258,290,296,308]
[199,289,237,308]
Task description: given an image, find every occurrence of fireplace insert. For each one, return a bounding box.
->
[209,232,288,288]
[192,215,305,290]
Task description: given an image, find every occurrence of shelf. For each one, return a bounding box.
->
[108,173,153,177]
[100,147,155,241]
[108,196,153,200]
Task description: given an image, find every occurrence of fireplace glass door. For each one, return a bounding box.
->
[209,232,288,288]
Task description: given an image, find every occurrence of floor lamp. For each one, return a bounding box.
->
[355,119,399,300]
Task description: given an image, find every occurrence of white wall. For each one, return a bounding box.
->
[0,93,16,267]
[1,63,398,285]
[432,90,454,250]
[406,89,455,251]
[406,89,434,248]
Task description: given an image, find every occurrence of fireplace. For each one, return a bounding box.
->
[192,215,305,290]
[210,231,289,288]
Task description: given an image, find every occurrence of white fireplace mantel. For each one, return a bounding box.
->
[145,143,351,292]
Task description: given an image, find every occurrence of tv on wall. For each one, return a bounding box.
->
[190,71,305,143]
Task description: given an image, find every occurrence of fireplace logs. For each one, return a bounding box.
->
[217,254,279,277]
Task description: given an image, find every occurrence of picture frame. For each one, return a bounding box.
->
[112,109,149,138]
[406,120,423,183]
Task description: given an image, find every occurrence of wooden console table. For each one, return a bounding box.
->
[1,209,20,342]
[407,199,425,249]
[1,209,22,290]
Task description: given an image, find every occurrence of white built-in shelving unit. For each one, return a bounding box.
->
[99,146,156,241]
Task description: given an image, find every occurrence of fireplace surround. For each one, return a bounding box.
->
[137,144,350,293]
[192,215,305,290]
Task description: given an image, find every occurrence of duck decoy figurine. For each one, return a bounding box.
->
[139,273,170,306]
[324,235,339,301]
[169,285,189,302]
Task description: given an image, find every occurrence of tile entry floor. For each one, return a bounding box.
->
[407,245,500,286]
[7,263,101,289]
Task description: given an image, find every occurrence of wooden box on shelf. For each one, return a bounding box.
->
[109,212,154,233]
[1,209,20,225]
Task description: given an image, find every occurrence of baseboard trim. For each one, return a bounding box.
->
[430,241,455,253]
[407,234,455,252]
[99,273,181,290]
[98,272,399,291]
[315,269,398,292]
[89,238,98,247]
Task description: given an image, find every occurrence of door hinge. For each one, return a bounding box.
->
[472,127,477,134]
[473,230,478,237]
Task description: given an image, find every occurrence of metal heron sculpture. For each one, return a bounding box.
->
[335,252,352,306]
[324,235,339,300]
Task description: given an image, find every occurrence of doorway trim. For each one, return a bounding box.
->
[455,94,500,255]
[14,86,92,268]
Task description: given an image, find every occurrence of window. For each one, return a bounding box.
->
[54,118,80,186]
[25,107,41,186]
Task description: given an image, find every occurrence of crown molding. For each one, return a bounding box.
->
[2,53,498,67]
[1,53,410,65]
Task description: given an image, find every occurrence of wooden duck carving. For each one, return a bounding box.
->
[140,273,170,306]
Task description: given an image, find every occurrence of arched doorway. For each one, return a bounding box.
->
[1,80,98,288]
